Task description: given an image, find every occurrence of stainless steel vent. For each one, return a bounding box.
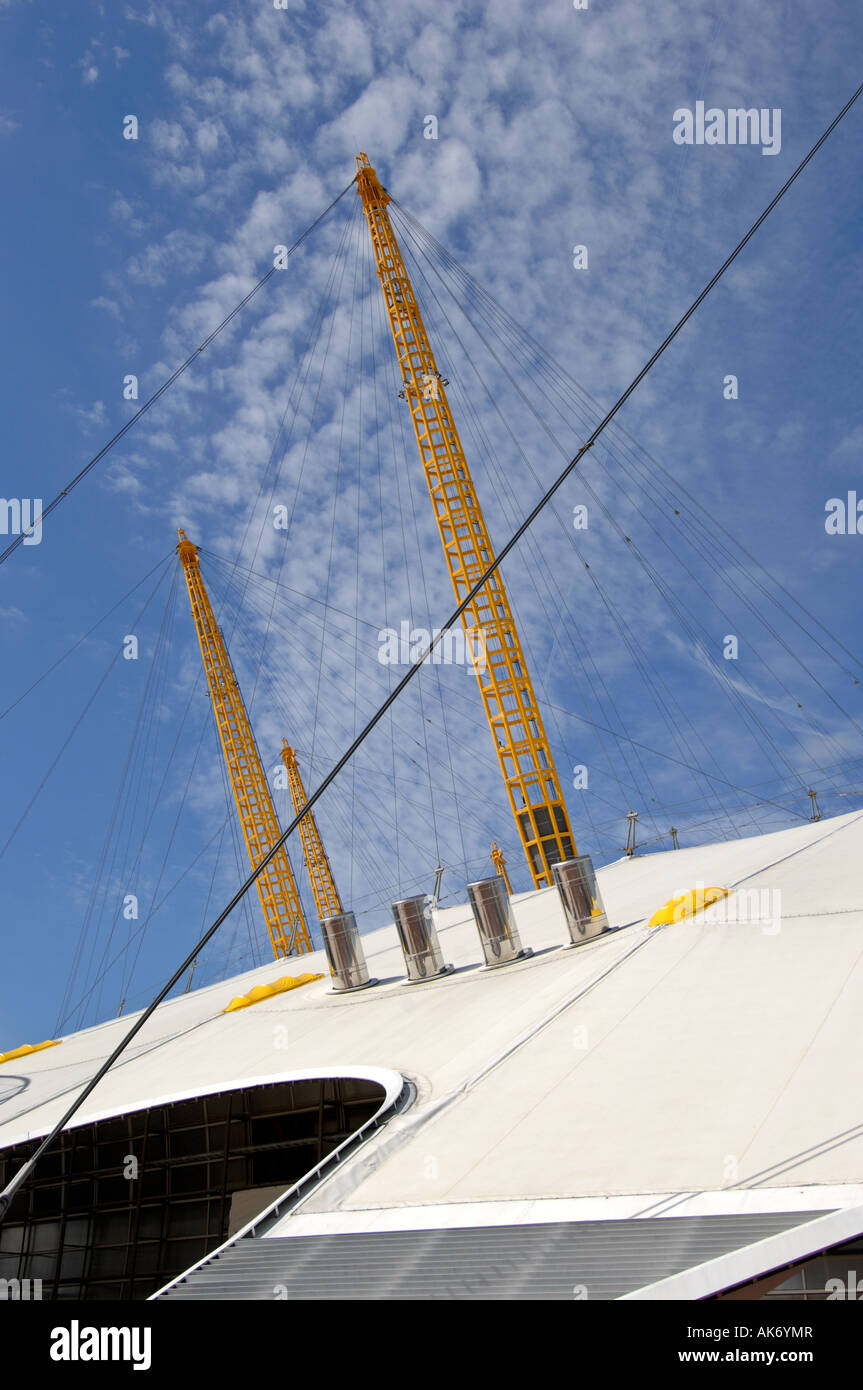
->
[552,856,610,946]
[320,912,375,992]
[391,895,454,984]
[466,876,532,969]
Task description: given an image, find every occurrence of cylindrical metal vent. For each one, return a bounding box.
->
[320,912,374,992]
[466,876,531,969]
[391,895,453,984]
[552,856,610,946]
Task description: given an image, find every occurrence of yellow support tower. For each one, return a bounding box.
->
[280,742,344,921]
[356,153,576,888]
[176,530,312,959]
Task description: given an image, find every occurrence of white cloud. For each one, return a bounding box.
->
[73,0,862,938]
[830,424,863,474]
[78,48,100,84]
[110,196,149,235]
[195,119,222,155]
[319,75,419,162]
[151,118,190,158]
[75,400,108,429]
[90,296,123,318]
[126,229,212,287]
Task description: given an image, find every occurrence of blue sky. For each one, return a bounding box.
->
[1,0,862,1044]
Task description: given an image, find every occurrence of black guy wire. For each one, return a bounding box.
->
[0,178,358,567]
[2,83,861,1223]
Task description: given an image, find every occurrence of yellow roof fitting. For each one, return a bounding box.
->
[649,886,729,927]
[0,1039,62,1066]
[222,973,325,1014]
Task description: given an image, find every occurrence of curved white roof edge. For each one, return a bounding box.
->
[147,1064,409,1301]
[620,1202,863,1300]
[0,1063,405,1154]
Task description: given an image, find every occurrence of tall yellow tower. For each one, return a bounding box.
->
[280,741,344,922]
[355,154,576,887]
[176,530,312,959]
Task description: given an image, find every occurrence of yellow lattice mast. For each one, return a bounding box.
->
[356,153,576,888]
[280,742,344,921]
[176,530,312,959]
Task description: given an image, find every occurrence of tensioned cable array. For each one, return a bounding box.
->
[3,81,861,1222]
[47,205,517,1027]
[59,527,855,1029]
[393,201,863,691]
[389,201,860,824]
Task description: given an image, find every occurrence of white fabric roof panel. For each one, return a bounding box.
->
[2,810,862,1242]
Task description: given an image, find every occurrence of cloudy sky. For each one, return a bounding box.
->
[1,0,862,1041]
